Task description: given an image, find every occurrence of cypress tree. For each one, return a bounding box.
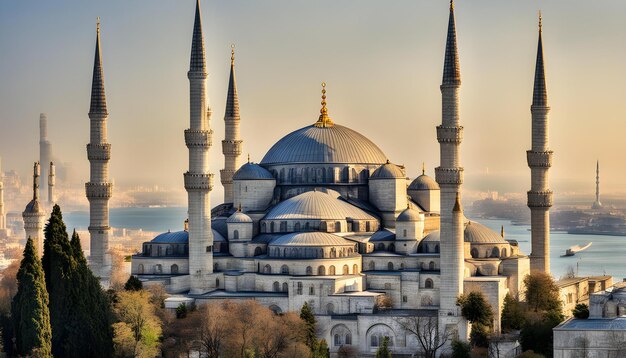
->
[11,237,52,357]
[300,302,318,351]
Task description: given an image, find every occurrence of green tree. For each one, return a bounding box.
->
[11,238,52,357]
[451,339,471,358]
[457,291,494,327]
[176,303,188,319]
[300,302,318,351]
[124,275,143,291]
[375,336,392,358]
[469,323,489,348]
[316,339,330,358]
[524,271,562,313]
[501,293,526,332]
[572,303,589,319]
[113,290,162,357]
[42,205,113,357]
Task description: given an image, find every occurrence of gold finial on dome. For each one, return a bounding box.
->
[422,162,425,175]
[501,225,505,238]
[247,153,250,163]
[314,82,334,128]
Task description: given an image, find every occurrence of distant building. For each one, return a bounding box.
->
[592,160,602,210]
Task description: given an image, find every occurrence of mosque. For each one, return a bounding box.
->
[82,0,554,355]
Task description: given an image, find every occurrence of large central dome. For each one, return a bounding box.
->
[260,124,387,165]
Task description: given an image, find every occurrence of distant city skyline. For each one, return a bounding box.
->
[2,0,626,205]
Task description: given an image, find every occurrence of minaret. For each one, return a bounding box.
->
[220,45,243,204]
[435,0,466,336]
[48,162,55,205]
[592,160,602,209]
[23,162,46,257]
[185,0,214,294]
[39,113,52,202]
[86,18,113,278]
[0,157,5,231]
[527,13,553,273]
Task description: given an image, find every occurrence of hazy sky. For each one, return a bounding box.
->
[2,0,626,203]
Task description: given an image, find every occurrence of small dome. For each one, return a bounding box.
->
[233,163,274,180]
[264,190,377,221]
[23,199,42,214]
[227,211,253,223]
[464,221,507,244]
[270,232,353,247]
[370,162,405,179]
[409,174,439,190]
[150,229,226,244]
[421,231,440,242]
[397,207,423,222]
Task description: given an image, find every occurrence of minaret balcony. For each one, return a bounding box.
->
[435,167,464,185]
[87,144,111,161]
[184,172,214,191]
[436,125,463,144]
[220,169,235,184]
[527,190,553,208]
[185,129,213,148]
[222,140,242,156]
[85,182,113,199]
[526,150,553,168]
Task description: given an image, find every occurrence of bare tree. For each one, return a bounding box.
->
[199,304,229,358]
[396,315,451,358]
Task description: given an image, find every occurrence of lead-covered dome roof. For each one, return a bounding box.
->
[260,124,387,165]
[264,190,377,221]
[397,207,423,222]
[370,162,405,179]
[233,162,274,180]
[409,174,439,190]
[23,199,42,214]
[269,232,354,247]
[417,221,506,244]
[150,229,226,244]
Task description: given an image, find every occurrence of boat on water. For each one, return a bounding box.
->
[563,242,592,257]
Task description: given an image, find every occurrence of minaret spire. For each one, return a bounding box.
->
[23,162,45,257]
[442,0,461,86]
[190,0,207,74]
[527,13,553,273]
[86,18,113,278]
[593,160,602,209]
[48,162,55,205]
[221,44,243,203]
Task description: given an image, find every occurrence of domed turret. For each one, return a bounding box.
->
[395,205,425,254]
[22,162,46,257]
[227,206,254,257]
[233,160,276,212]
[368,161,408,228]
[408,164,440,213]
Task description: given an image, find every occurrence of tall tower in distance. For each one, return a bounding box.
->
[592,160,602,209]
[220,45,243,204]
[23,162,46,257]
[527,13,553,274]
[86,18,113,278]
[39,113,52,202]
[185,0,214,294]
[0,157,5,231]
[435,0,467,337]
[48,161,56,205]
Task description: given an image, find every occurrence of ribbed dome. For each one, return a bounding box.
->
[370,162,405,179]
[270,232,353,247]
[409,174,439,190]
[227,211,253,223]
[397,207,423,222]
[23,199,42,214]
[151,229,226,244]
[264,190,377,221]
[260,124,387,165]
[233,163,274,180]
[464,221,507,244]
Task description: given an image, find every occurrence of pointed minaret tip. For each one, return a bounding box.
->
[532,10,548,107]
[442,0,461,86]
[189,0,207,73]
[453,192,462,212]
[225,44,240,119]
[89,17,108,115]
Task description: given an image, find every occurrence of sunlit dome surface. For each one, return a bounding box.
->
[264,190,377,221]
[260,124,387,165]
[270,232,354,247]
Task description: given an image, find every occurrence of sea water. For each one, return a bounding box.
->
[63,208,626,280]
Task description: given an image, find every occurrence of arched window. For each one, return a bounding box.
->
[280,221,287,232]
[216,278,220,287]
[282,282,288,292]
[171,264,179,274]
[270,222,275,233]
[154,264,162,274]
[254,247,262,256]
[306,266,313,275]
[377,243,385,251]
[305,222,310,231]
[371,335,378,347]
[273,281,280,292]
[297,282,303,295]
[318,266,326,276]
[345,333,352,345]
[491,247,500,258]
[264,265,272,274]
[353,264,359,274]
[403,229,407,237]
[137,264,144,274]
[425,278,434,289]
[343,265,349,275]
[330,248,337,258]
[335,221,341,232]
[233,230,239,240]
[471,248,479,258]
[214,263,219,271]
[261,222,267,233]
[368,261,375,271]
[389,243,395,252]
[387,262,394,271]
[501,248,507,258]
[309,286,315,295]
[327,303,335,315]
[329,265,336,275]
[334,334,341,346]
[400,263,404,270]
[295,222,301,231]
[429,261,435,270]
[281,265,289,274]
[435,244,440,253]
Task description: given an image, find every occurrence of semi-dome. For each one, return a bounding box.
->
[227,211,253,223]
[264,190,377,221]
[370,162,405,179]
[270,232,353,247]
[397,207,423,222]
[233,162,275,180]
[409,174,440,190]
[151,229,226,244]
[260,124,387,165]
[417,221,506,244]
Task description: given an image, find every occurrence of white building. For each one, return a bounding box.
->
[125,0,553,356]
